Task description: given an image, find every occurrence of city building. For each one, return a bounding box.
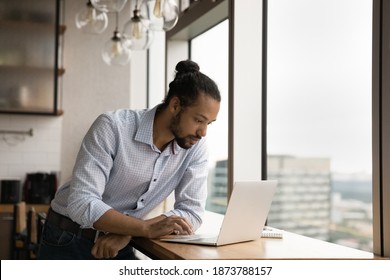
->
[267,155,332,240]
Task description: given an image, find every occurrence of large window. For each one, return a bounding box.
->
[267,0,373,251]
[190,20,229,214]
[162,0,390,257]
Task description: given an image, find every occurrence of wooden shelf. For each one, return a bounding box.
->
[0,109,64,116]
[0,204,49,214]
[0,19,66,35]
[0,65,65,76]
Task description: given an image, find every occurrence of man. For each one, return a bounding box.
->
[38,60,221,259]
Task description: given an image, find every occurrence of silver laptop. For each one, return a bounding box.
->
[160,180,277,246]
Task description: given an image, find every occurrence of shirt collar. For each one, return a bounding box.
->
[134,105,183,155]
[134,105,157,146]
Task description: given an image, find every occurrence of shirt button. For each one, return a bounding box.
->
[141,199,144,202]
[153,178,157,182]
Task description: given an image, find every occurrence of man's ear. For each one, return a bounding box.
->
[169,96,181,114]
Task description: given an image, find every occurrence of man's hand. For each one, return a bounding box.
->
[92,210,194,240]
[144,215,193,239]
[91,233,132,259]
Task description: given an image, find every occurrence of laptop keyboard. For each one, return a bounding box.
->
[193,237,218,243]
[170,234,217,242]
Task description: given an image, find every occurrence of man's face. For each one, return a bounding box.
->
[170,93,220,149]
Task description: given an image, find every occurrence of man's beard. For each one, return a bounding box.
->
[170,111,201,149]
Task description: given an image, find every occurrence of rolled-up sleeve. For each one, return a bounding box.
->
[67,114,116,227]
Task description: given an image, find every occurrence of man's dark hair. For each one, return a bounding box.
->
[162,60,221,109]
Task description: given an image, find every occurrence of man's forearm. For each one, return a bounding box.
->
[93,209,149,237]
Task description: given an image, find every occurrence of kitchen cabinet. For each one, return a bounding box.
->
[0,0,64,115]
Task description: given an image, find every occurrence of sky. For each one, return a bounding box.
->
[191,0,373,175]
[267,0,373,174]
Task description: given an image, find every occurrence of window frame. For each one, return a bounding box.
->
[372,0,390,257]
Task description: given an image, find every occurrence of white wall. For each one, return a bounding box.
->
[61,0,151,184]
[0,115,62,182]
[232,0,263,182]
[148,32,167,107]
[60,0,129,184]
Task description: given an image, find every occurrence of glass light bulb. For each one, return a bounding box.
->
[102,31,131,65]
[132,19,142,39]
[162,0,179,31]
[75,1,108,34]
[122,9,154,51]
[153,0,162,18]
[91,0,128,13]
[145,0,179,31]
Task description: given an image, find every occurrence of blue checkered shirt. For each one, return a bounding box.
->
[51,105,208,230]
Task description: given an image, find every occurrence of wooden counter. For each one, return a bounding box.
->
[132,230,378,260]
[131,211,380,260]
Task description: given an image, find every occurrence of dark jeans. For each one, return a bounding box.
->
[37,221,137,260]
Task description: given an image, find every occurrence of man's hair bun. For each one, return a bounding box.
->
[163,59,220,109]
[175,60,200,75]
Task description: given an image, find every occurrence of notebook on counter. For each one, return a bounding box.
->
[160,180,278,246]
[261,226,284,238]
